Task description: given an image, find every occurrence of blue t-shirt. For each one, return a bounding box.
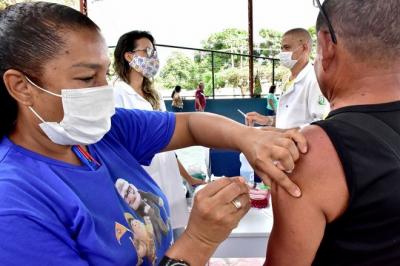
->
[0,108,175,266]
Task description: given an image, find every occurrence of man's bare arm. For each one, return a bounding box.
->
[265,125,349,265]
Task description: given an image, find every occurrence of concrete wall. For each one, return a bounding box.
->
[165,98,268,124]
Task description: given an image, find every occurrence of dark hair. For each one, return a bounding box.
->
[316,0,400,62]
[268,85,276,94]
[0,2,100,136]
[113,30,161,110]
[171,85,181,98]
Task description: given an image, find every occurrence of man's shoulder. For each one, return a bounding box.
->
[284,125,348,221]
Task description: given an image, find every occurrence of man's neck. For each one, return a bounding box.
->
[329,69,400,110]
[290,60,309,81]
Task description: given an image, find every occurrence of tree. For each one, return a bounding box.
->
[308,26,317,60]
[158,51,198,90]
[253,73,262,98]
[200,28,248,72]
[217,67,249,96]
[258,28,283,59]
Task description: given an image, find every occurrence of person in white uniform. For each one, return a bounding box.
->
[112,30,204,239]
[247,28,329,129]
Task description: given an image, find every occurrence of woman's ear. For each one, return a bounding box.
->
[3,69,34,106]
[124,52,133,63]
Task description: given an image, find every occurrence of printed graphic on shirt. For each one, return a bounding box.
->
[318,95,327,105]
[115,221,130,244]
[115,178,170,265]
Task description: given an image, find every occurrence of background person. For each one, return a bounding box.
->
[194,82,206,112]
[171,85,184,112]
[113,30,204,240]
[266,1,400,265]
[266,84,278,116]
[247,28,329,129]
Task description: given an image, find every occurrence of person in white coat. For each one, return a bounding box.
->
[112,30,204,240]
[247,28,329,129]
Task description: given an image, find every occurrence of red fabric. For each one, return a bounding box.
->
[195,89,206,110]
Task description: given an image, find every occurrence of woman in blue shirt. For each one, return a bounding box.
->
[0,2,307,266]
[266,85,278,116]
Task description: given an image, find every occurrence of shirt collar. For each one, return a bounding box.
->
[114,79,145,100]
[294,62,314,83]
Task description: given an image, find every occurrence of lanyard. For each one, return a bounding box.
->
[71,145,101,171]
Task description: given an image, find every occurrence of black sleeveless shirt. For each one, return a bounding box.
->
[312,101,400,265]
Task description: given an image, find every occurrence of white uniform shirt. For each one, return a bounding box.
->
[113,80,189,229]
[276,63,329,129]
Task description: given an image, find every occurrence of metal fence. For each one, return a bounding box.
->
[108,44,283,99]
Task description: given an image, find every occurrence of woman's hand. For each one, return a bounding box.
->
[238,127,307,197]
[186,177,250,245]
[167,113,308,199]
[165,177,250,265]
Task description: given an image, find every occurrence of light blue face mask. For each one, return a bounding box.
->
[26,76,115,145]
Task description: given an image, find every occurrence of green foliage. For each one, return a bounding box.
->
[308,26,317,60]
[157,26,301,97]
[258,28,283,58]
[216,67,249,95]
[159,51,199,90]
[253,74,262,97]
[201,72,213,97]
[200,28,248,72]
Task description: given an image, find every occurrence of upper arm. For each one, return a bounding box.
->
[266,125,348,266]
[0,214,89,266]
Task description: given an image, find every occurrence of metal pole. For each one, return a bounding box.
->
[211,51,215,99]
[272,59,276,86]
[248,0,254,97]
[80,0,87,15]
[154,44,275,60]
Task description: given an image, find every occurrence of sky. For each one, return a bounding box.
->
[88,0,319,47]
[88,0,319,66]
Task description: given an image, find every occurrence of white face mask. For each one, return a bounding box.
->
[26,77,115,146]
[278,46,302,69]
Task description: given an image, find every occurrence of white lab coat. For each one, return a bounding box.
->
[113,80,189,229]
[276,63,329,129]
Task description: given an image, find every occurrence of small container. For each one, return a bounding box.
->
[249,188,271,209]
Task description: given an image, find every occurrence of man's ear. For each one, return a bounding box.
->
[317,30,336,71]
[303,43,309,53]
[124,52,133,63]
[3,69,34,107]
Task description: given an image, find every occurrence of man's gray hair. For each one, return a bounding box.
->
[317,0,400,62]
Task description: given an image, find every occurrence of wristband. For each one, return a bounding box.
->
[159,255,190,266]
